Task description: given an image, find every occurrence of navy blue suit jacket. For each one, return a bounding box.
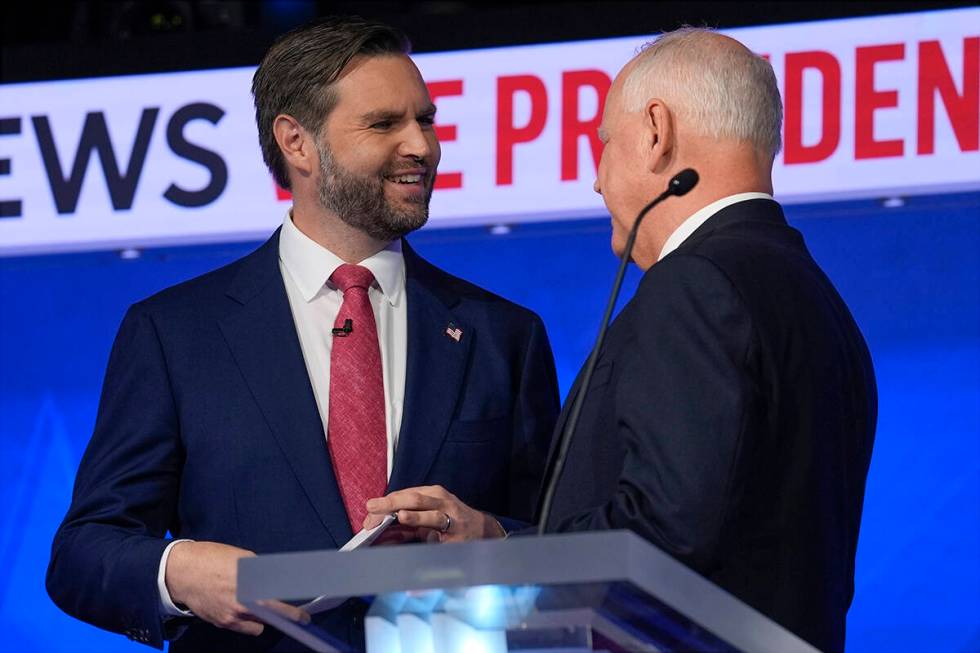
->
[47,231,559,651]
[541,200,876,653]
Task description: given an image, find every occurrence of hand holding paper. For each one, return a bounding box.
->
[364,485,506,543]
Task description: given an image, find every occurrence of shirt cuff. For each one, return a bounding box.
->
[158,539,195,617]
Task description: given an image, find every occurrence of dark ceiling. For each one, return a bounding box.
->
[2,1,975,83]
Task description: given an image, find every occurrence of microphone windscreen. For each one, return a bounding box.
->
[669,169,699,196]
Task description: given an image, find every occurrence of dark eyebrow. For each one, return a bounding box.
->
[361,110,404,124]
[361,104,437,125]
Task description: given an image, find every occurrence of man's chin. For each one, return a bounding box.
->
[380,209,429,240]
[387,195,430,226]
[610,232,627,259]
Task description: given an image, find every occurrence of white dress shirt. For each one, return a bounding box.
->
[658,192,774,261]
[277,210,408,469]
[158,211,408,616]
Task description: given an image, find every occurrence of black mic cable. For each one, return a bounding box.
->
[536,168,699,536]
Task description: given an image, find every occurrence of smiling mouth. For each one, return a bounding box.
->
[384,173,424,184]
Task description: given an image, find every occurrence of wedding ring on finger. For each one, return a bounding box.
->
[439,512,452,534]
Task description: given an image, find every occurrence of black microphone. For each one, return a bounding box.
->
[536,168,699,536]
[332,318,353,337]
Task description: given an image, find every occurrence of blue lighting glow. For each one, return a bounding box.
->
[2,192,976,652]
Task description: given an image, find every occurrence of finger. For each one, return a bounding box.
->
[214,609,265,636]
[362,512,386,529]
[368,490,443,514]
[394,508,449,530]
[421,485,454,499]
[365,492,415,514]
[239,612,264,624]
[365,496,395,514]
[227,619,264,637]
[257,600,312,625]
[232,601,257,616]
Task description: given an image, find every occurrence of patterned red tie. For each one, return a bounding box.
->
[328,264,387,532]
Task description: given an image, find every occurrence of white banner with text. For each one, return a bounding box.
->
[0,8,977,255]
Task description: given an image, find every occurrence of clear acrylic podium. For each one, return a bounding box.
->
[238,530,819,653]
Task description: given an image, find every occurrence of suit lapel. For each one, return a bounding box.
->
[217,231,351,546]
[388,243,473,491]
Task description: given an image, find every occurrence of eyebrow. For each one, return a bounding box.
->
[361,104,438,124]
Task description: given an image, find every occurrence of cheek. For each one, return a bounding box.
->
[607,149,648,210]
[429,133,441,166]
[334,147,374,175]
[602,145,633,188]
[602,171,630,216]
[345,138,398,173]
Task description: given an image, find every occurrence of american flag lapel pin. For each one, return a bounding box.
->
[445,322,463,342]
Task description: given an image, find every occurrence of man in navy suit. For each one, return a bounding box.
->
[46,17,559,652]
[373,28,876,653]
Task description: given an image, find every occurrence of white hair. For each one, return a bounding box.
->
[622,27,783,159]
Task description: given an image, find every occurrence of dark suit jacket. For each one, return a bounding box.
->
[542,199,876,653]
[46,231,559,652]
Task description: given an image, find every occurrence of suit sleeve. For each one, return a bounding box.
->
[497,313,560,532]
[549,255,758,573]
[46,304,183,649]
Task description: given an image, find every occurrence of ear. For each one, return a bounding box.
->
[273,114,317,182]
[642,98,674,174]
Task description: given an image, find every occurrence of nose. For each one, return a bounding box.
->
[398,122,434,161]
[593,179,602,195]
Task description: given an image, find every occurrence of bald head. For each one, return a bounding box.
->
[623,28,782,162]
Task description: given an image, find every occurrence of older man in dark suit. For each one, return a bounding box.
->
[46,16,559,652]
[374,27,876,653]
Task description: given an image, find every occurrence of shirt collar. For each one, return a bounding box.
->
[658,192,774,261]
[278,210,405,306]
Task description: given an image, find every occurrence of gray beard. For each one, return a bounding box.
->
[315,141,432,242]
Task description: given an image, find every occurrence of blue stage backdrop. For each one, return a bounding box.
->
[0,191,977,652]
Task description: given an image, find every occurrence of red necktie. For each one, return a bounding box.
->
[328,264,387,532]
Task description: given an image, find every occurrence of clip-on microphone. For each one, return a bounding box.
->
[331,319,353,337]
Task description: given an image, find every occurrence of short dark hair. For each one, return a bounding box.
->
[252,16,411,190]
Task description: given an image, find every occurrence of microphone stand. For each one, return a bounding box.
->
[536,169,698,535]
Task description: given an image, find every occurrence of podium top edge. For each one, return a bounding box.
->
[237,530,818,653]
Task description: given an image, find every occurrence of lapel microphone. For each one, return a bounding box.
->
[536,168,699,536]
[332,319,353,337]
